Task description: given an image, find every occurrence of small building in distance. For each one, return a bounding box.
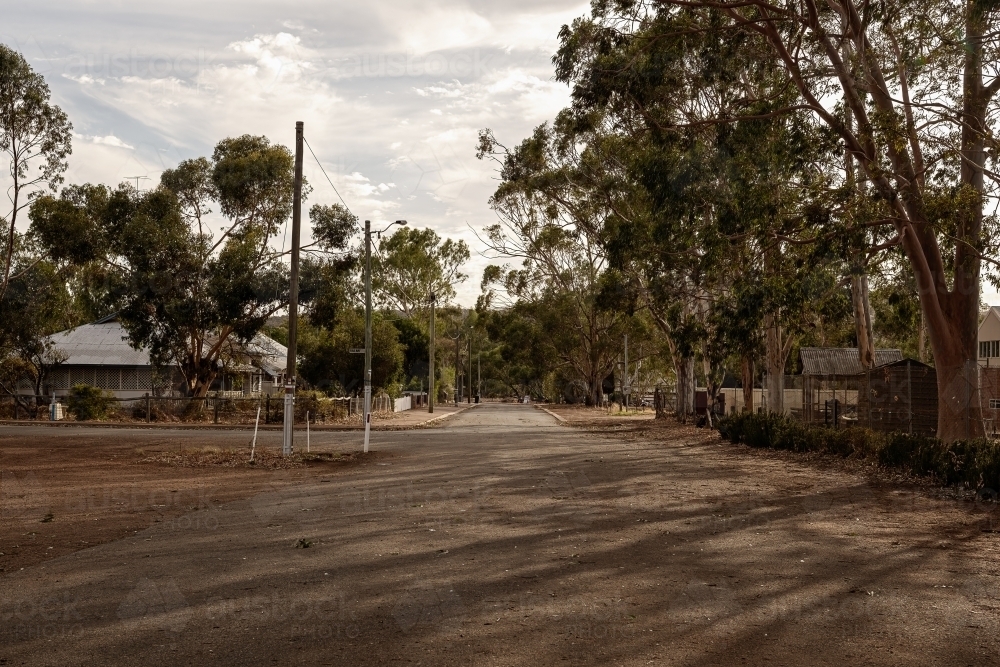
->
[35,314,287,399]
[979,306,1000,432]
[979,306,1000,364]
[800,347,903,425]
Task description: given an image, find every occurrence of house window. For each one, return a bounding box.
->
[981,340,1000,358]
[991,399,1000,410]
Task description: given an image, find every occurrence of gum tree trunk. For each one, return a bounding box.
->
[764,314,784,414]
[675,356,695,422]
[852,274,875,370]
[741,354,754,413]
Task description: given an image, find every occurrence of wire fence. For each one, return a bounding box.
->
[0,393,400,425]
[714,361,1000,439]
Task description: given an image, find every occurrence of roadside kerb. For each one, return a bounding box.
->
[415,403,479,428]
[534,404,566,423]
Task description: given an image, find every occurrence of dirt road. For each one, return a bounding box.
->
[2,402,999,665]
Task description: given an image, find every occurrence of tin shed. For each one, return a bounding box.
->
[800,348,903,425]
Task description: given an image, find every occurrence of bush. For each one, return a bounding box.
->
[718,411,1000,492]
[294,390,349,422]
[66,384,115,421]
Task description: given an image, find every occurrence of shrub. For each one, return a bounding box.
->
[718,411,1000,492]
[66,384,115,421]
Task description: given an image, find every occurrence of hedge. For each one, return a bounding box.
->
[717,411,1000,492]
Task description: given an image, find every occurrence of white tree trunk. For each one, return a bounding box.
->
[851,274,875,370]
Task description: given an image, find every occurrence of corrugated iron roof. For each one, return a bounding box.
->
[47,320,150,366]
[800,347,903,376]
[47,317,288,374]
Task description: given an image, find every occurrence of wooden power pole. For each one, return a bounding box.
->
[282,121,304,457]
[428,293,436,413]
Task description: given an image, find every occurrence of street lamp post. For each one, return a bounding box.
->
[449,328,461,406]
[363,218,406,453]
[428,292,435,414]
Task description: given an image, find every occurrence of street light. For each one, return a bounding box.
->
[428,292,436,414]
[448,326,462,406]
[364,219,407,453]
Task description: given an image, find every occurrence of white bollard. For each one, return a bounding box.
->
[250,405,261,462]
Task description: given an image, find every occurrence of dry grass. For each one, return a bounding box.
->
[136,447,355,469]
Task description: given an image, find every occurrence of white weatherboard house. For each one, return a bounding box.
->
[980,306,1000,364]
[38,315,288,399]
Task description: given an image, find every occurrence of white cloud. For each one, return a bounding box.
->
[6,0,585,305]
[92,135,134,149]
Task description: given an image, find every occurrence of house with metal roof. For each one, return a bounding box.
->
[35,315,287,399]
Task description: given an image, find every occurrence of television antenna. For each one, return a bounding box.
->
[124,175,150,192]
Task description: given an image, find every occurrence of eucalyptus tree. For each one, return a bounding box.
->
[0,45,72,304]
[372,227,469,319]
[477,123,640,405]
[29,135,348,398]
[555,0,1000,439]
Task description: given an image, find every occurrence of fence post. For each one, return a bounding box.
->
[145,393,151,423]
[265,394,270,424]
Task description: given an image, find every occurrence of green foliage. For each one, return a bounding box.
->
[0,255,75,402]
[0,44,73,303]
[299,204,359,330]
[372,227,469,317]
[296,311,403,395]
[66,384,115,421]
[29,135,300,397]
[718,412,1000,491]
[392,316,429,382]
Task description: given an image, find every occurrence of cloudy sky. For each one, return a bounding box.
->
[3,0,589,306]
[8,3,1000,309]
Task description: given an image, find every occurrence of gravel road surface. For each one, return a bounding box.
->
[2,402,999,666]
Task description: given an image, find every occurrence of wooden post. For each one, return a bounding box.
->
[145,393,151,423]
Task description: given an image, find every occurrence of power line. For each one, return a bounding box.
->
[302,136,353,216]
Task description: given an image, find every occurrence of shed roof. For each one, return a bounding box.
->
[872,357,932,371]
[800,347,903,376]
